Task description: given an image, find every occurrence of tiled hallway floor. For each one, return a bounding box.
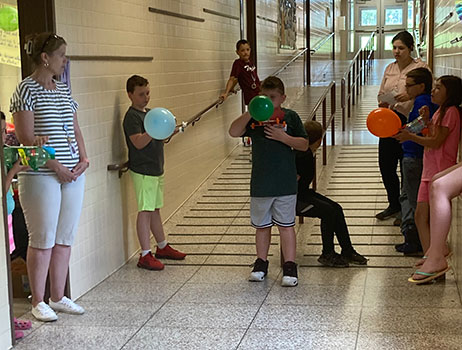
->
[13,61,462,349]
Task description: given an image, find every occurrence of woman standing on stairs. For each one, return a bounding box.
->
[376,31,427,221]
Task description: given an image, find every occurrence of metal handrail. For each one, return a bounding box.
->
[107,161,129,178]
[271,32,334,77]
[310,32,335,55]
[271,48,309,76]
[306,80,336,191]
[340,31,375,131]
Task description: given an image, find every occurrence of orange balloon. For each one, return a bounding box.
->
[366,108,402,138]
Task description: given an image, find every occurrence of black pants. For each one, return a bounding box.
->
[378,137,403,209]
[378,110,406,210]
[297,190,354,255]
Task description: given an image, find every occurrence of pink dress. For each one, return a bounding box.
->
[418,106,461,202]
[8,214,14,254]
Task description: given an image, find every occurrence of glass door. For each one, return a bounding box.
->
[354,0,408,58]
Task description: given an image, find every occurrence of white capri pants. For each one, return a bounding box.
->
[18,173,85,249]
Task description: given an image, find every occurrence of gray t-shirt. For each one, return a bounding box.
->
[123,107,164,176]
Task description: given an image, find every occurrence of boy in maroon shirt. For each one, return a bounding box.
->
[220,39,261,105]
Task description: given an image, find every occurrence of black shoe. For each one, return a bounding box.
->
[281,261,298,287]
[394,242,405,252]
[375,206,400,220]
[399,243,423,256]
[317,252,349,267]
[249,258,268,282]
[342,250,368,265]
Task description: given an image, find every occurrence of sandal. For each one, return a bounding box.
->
[414,251,453,268]
[408,266,451,284]
[14,318,32,331]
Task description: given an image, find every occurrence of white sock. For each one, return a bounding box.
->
[141,250,151,257]
[157,240,167,249]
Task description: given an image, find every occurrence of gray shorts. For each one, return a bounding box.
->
[250,195,297,228]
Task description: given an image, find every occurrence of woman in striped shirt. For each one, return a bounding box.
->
[10,33,89,322]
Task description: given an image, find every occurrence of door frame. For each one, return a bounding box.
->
[3,0,56,345]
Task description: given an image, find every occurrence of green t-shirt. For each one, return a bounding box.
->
[123,107,164,176]
[244,108,307,197]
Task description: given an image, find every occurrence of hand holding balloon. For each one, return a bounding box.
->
[249,95,274,121]
[144,108,176,140]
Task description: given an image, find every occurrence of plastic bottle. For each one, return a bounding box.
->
[405,115,427,134]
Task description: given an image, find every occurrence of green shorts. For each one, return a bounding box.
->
[130,171,164,211]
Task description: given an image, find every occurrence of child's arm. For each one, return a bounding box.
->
[264,125,309,151]
[129,132,153,149]
[229,111,251,137]
[394,126,449,149]
[394,106,449,149]
[220,76,238,101]
[4,160,28,194]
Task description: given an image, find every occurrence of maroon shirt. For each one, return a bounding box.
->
[230,58,261,105]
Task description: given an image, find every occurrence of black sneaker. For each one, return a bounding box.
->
[375,206,400,220]
[342,251,368,265]
[394,242,405,252]
[281,261,298,287]
[249,258,268,282]
[398,243,423,256]
[317,252,349,267]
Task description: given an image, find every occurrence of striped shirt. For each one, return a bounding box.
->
[10,77,80,173]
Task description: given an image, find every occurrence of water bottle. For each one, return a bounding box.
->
[405,116,427,134]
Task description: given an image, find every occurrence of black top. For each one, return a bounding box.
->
[295,148,315,202]
[123,107,164,176]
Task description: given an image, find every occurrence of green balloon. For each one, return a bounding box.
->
[248,95,274,121]
[0,6,18,32]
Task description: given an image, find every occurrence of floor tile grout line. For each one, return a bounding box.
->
[118,261,215,349]
[354,265,371,350]
[234,271,282,349]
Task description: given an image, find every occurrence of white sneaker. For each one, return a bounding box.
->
[281,261,298,287]
[248,258,268,282]
[32,301,58,322]
[49,296,85,315]
[249,271,266,282]
[281,276,298,287]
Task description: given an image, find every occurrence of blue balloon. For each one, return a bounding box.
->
[144,108,176,140]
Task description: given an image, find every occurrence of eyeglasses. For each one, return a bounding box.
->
[405,83,419,88]
[40,34,63,53]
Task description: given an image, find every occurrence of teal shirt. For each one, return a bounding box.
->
[6,188,14,216]
[244,108,307,197]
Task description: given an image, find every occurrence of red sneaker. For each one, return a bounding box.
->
[137,252,164,270]
[155,244,186,260]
